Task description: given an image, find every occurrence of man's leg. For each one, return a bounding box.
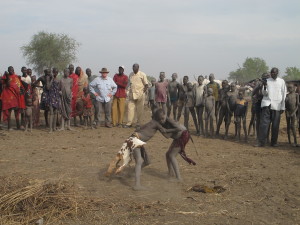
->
[258,106,271,146]
[166,145,182,181]
[111,96,118,126]
[133,148,145,190]
[126,99,136,126]
[184,107,190,130]
[94,101,101,127]
[136,96,145,126]
[173,101,178,121]
[103,100,112,125]
[270,110,281,146]
[119,97,126,126]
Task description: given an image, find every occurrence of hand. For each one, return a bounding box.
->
[59,91,62,96]
[159,127,167,133]
[107,93,112,98]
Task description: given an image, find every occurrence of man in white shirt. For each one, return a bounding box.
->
[255,68,287,147]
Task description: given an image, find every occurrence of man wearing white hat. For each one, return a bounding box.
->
[89,68,117,128]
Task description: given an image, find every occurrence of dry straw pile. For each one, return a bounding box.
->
[0,176,102,225]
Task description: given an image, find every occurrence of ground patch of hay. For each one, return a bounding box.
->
[0,176,102,225]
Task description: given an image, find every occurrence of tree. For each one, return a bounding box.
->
[21,31,80,75]
[228,57,269,84]
[283,67,300,81]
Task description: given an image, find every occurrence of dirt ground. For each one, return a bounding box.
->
[0,107,300,225]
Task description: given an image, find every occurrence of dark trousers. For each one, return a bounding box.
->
[259,106,281,145]
[94,100,112,125]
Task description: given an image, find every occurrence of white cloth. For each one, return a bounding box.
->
[261,77,286,111]
[21,76,31,84]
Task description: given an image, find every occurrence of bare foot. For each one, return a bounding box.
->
[168,177,183,183]
[58,128,65,131]
[133,185,148,191]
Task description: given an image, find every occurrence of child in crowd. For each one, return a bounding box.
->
[81,87,94,129]
[234,89,248,142]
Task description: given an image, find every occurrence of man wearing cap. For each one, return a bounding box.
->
[124,63,148,128]
[112,66,128,127]
[89,68,117,128]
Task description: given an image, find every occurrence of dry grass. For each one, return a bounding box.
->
[0,176,105,225]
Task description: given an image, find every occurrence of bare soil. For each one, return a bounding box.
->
[0,108,299,225]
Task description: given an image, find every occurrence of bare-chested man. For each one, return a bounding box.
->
[226,83,238,138]
[204,88,215,137]
[167,73,180,120]
[206,73,220,124]
[216,80,230,138]
[155,72,168,114]
[195,75,206,136]
[285,83,298,146]
[234,89,248,142]
[177,76,189,121]
[184,82,199,135]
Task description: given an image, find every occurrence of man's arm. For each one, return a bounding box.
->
[280,80,287,111]
[110,78,118,96]
[89,78,98,96]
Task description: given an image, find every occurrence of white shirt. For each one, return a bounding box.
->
[261,77,286,111]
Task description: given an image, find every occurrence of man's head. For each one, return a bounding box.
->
[64,68,70,78]
[31,75,36,83]
[75,67,81,76]
[119,66,124,75]
[238,89,245,99]
[270,68,279,80]
[287,83,295,93]
[159,72,165,81]
[68,64,74,74]
[100,67,109,78]
[133,63,139,74]
[187,82,193,91]
[86,68,92,77]
[171,73,177,81]
[183,76,189,85]
[21,66,27,76]
[83,87,89,95]
[52,68,58,77]
[230,83,236,92]
[207,88,213,96]
[151,78,156,86]
[198,75,204,85]
[44,68,51,76]
[8,66,14,75]
[153,108,166,124]
[222,80,229,89]
[27,68,32,76]
[209,73,215,83]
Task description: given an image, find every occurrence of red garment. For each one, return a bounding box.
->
[1,74,22,121]
[113,74,128,98]
[69,73,79,117]
[82,94,93,109]
[169,130,196,165]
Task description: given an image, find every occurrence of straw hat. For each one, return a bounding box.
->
[99,68,109,73]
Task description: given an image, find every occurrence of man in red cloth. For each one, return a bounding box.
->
[1,66,22,130]
[68,64,79,125]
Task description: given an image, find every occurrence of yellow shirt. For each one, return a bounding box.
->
[128,71,148,100]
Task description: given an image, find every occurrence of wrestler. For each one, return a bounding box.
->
[159,109,196,182]
[106,110,167,191]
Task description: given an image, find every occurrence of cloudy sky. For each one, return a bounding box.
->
[1,0,299,80]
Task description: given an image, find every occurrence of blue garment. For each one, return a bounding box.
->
[89,76,117,103]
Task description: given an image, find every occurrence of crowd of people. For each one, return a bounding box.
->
[0,64,298,147]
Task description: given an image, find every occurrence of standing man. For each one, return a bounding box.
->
[206,73,220,124]
[89,67,117,128]
[86,68,98,126]
[112,66,128,127]
[255,68,287,147]
[167,73,180,120]
[124,63,148,128]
